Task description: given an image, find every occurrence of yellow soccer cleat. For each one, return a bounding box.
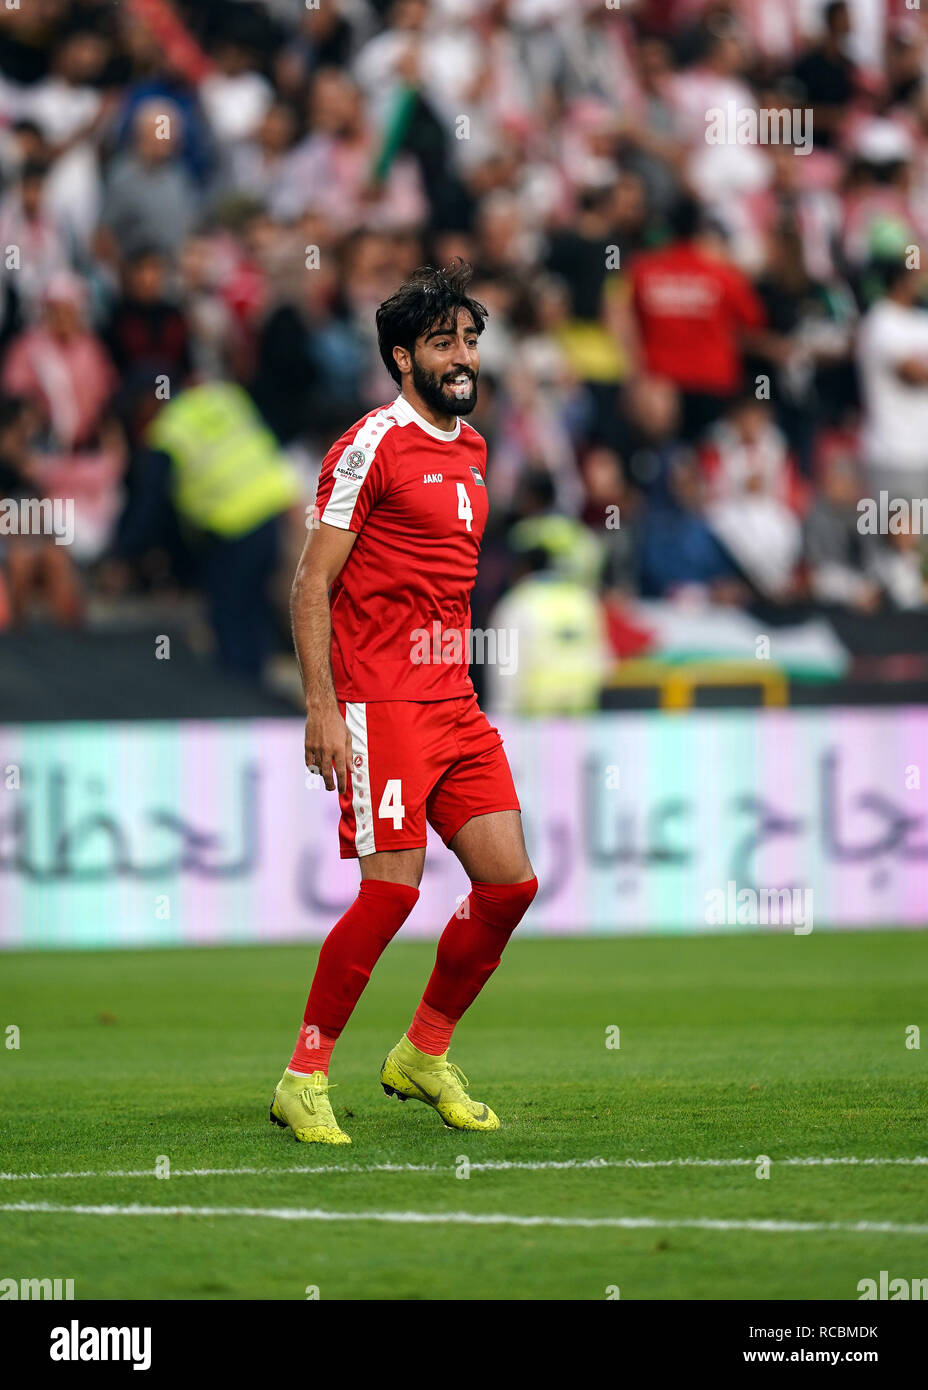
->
[268,1069,351,1144]
[380,1034,500,1131]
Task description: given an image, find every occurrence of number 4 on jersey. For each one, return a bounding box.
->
[456,482,473,532]
[378,778,405,829]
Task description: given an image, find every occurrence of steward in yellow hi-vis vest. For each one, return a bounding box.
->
[146,381,301,537]
[486,571,612,715]
[113,379,303,680]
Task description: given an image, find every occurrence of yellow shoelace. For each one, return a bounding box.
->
[301,1079,336,1115]
[443,1062,470,1097]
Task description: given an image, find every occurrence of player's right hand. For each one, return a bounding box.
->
[305,705,353,794]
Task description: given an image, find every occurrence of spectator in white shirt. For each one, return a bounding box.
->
[857,257,928,501]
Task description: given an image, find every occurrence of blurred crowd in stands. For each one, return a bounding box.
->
[1,0,928,700]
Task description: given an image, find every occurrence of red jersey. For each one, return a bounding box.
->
[314,393,489,702]
[629,241,766,393]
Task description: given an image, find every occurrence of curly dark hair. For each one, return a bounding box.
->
[376,260,487,385]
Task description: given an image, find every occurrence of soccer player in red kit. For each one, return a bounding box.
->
[269,262,537,1143]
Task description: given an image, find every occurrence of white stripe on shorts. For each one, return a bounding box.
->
[344,702,375,856]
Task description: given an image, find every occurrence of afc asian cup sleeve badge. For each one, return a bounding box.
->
[335,446,371,483]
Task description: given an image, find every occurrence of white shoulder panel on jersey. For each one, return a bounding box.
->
[321,408,398,530]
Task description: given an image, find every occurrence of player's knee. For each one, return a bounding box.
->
[513,873,538,917]
[470,875,537,932]
[357,878,420,943]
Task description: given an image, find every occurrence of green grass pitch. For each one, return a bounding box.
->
[1,930,925,1300]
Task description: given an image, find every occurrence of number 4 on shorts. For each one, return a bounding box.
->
[378,778,405,829]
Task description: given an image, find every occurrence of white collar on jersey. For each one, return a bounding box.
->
[392,392,461,442]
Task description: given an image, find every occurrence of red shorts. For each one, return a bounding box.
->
[337,694,520,858]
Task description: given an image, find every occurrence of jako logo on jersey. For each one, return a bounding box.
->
[469,465,485,487]
[423,473,443,484]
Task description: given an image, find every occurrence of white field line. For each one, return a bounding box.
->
[0,1156,926,1182]
[2,1201,927,1237]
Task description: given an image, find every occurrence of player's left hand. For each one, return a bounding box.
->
[306,703,353,794]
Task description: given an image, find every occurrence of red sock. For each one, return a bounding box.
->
[406,1000,456,1056]
[408,877,537,1054]
[289,878,419,1075]
[288,1026,338,1077]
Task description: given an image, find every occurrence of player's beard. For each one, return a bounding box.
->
[411,358,478,416]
